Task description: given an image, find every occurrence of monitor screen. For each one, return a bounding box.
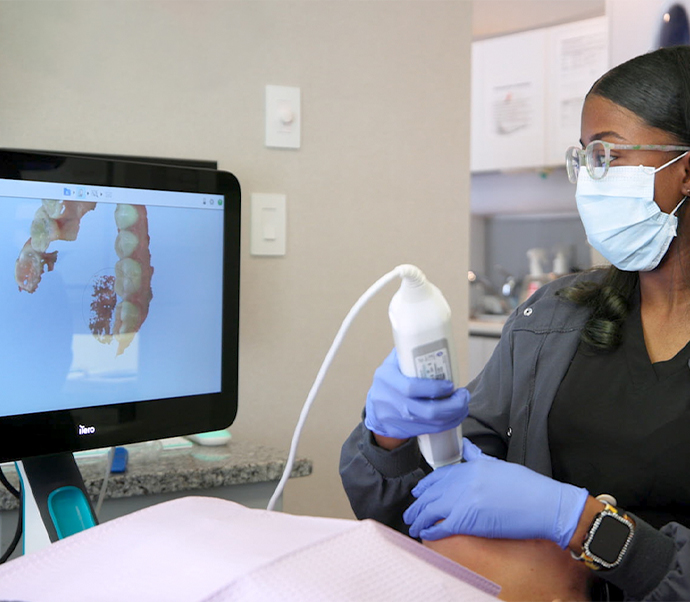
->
[0,150,240,462]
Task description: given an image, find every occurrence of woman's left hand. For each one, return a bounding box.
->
[403,439,589,548]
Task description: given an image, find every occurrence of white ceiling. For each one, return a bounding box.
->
[472,0,606,39]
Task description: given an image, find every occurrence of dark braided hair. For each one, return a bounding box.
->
[558,46,690,352]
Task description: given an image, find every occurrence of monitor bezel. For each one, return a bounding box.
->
[0,149,240,462]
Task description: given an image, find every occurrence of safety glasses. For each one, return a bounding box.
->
[565,140,690,184]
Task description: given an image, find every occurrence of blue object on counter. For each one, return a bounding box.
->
[111,447,129,473]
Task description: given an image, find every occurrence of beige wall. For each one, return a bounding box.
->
[0,0,472,519]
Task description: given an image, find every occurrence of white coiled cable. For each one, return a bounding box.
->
[266,264,426,511]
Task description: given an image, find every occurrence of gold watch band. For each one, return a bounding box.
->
[575,502,635,571]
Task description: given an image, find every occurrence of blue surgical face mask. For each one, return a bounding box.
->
[575,152,689,272]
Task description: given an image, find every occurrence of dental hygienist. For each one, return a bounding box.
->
[340,45,690,601]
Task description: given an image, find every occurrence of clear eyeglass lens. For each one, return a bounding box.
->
[587,141,609,179]
[566,147,581,183]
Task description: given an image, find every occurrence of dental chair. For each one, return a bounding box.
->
[0,497,499,602]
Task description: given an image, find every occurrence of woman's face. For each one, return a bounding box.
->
[580,94,690,214]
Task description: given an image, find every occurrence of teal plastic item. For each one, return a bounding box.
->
[185,429,232,446]
[47,486,97,539]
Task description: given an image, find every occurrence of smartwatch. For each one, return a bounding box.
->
[575,503,635,570]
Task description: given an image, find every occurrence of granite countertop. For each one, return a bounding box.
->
[0,439,312,511]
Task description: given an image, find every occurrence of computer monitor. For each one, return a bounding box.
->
[0,150,240,463]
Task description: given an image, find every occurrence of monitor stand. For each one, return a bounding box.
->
[15,453,98,554]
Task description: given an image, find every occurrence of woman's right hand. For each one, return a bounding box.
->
[364,349,470,444]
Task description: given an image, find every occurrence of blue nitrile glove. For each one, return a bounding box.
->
[403,439,588,548]
[364,349,469,440]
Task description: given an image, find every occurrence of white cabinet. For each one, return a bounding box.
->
[467,334,500,382]
[471,16,609,173]
[544,18,609,165]
[471,29,547,172]
[606,0,678,67]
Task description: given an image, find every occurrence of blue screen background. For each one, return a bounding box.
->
[0,196,224,417]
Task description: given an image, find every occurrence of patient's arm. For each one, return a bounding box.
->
[424,535,593,601]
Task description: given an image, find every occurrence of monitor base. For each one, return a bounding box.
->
[16,453,98,554]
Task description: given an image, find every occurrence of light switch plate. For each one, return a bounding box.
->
[265,85,301,149]
[251,193,286,256]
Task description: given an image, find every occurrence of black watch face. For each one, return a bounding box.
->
[589,515,631,564]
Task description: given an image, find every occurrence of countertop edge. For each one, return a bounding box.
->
[0,441,313,511]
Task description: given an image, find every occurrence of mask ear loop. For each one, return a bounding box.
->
[656,152,690,217]
[653,150,690,174]
[671,196,688,217]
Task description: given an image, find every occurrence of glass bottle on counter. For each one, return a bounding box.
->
[520,248,551,303]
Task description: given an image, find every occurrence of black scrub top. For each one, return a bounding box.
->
[548,288,690,529]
